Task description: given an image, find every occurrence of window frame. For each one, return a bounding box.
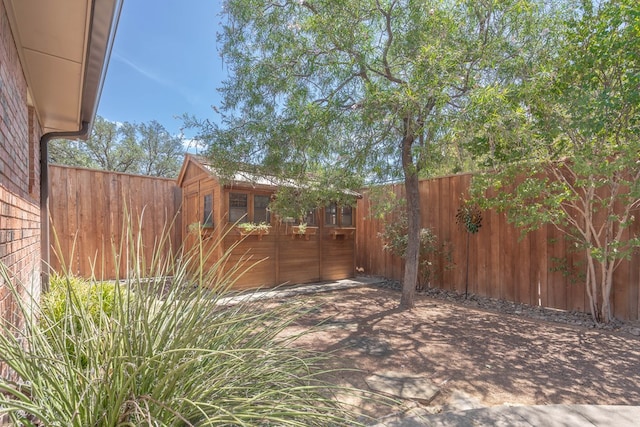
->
[302,209,317,226]
[253,194,271,224]
[202,193,214,227]
[324,203,338,226]
[324,203,355,227]
[228,191,274,225]
[228,192,249,223]
[340,205,353,227]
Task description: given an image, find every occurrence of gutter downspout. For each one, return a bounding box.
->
[38,0,122,292]
[39,122,89,292]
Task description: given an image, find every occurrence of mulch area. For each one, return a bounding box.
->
[274,283,640,418]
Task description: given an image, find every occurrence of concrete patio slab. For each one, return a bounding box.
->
[217,276,384,305]
[371,404,640,427]
[366,371,441,403]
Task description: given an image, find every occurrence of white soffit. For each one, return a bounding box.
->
[4,0,90,134]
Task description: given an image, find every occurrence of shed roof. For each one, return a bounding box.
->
[177,154,295,190]
[176,154,361,198]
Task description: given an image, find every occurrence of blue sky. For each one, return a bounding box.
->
[97,1,226,140]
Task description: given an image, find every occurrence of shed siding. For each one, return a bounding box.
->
[179,156,356,289]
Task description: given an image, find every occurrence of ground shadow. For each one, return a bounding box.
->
[279,285,640,415]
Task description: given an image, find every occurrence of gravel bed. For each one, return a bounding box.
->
[373,278,640,337]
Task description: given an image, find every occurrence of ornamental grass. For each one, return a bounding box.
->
[0,213,362,426]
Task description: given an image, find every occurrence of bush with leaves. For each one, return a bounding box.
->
[43,275,117,322]
[39,276,119,368]
[379,211,453,289]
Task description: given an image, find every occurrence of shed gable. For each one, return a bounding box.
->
[177,155,215,187]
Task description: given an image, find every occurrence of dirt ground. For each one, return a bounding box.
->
[275,285,640,418]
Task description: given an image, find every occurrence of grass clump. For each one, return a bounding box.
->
[0,218,362,426]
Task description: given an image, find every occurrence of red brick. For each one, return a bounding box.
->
[0,0,43,360]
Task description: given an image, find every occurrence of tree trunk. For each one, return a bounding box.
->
[400,123,421,309]
[602,258,615,323]
[585,252,599,323]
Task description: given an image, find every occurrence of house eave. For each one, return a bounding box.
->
[3,0,122,137]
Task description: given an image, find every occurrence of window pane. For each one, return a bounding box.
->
[303,209,316,226]
[253,195,271,224]
[341,206,353,227]
[203,194,213,226]
[325,203,337,226]
[229,193,248,223]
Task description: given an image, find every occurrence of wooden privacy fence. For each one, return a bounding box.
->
[48,164,640,320]
[355,173,640,321]
[48,165,182,280]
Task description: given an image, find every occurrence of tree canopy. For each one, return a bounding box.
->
[50,116,185,178]
[188,0,565,307]
[472,0,640,323]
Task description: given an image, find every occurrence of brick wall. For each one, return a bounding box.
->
[0,0,43,378]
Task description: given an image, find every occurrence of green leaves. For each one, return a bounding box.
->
[555,0,640,144]
[198,0,556,188]
[471,0,640,323]
[50,116,184,178]
[455,202,483,234]
[377,205,452,286]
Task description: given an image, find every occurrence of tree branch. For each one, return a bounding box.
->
[374,0,405,85]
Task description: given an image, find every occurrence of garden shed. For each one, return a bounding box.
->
[176,154,358,289]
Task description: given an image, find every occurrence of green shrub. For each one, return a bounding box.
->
[38,275,120,368]
[0,220,362,426]
[42,274,117,324]
[379,211,453,288]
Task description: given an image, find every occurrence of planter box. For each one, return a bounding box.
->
[290,226,318,240]
[236,226,271,241]
[329,227,355,240]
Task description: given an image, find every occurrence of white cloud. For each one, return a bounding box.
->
[114,53,202,107]
[182,137,207,154]
[114,53,173,87]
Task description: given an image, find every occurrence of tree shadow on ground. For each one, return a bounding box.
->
[282,285,640,413]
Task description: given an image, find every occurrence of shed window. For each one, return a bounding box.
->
[203,194,213,227]
[341,206,353,227]
[303,209,316,226]
[253,195,271,224]
[325,203,353,227]
[229,193,248,223]
[325,203,338,226]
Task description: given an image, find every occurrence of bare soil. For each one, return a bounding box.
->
[275,284,640,419]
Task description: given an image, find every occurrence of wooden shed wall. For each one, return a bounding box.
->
[179,161,223,253]
[279,234,321,284]
[355,173,640,321]
[179,162,356,290]
[215,221,355,290]
[48,165,182,280]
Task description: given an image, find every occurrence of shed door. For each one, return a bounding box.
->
[184,191,199,249]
